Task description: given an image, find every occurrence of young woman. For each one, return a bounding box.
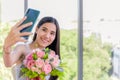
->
[3,16,60,80]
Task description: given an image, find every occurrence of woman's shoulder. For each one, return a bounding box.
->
[13,42,30,53]
[14,42,28,48]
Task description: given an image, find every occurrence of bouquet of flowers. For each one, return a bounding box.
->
[21,48,63,80]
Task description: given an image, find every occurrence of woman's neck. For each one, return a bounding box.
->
[29,41,45,50]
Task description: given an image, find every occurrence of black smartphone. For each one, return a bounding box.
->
[20,8,40,40]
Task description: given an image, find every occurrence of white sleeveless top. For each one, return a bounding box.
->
[11,43,50,80]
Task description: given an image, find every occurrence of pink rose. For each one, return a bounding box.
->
[35,58,44,68]
[23,53,33,66]
[27,60,35,69]
[26,53,33,60]
[50,55,60,68]
[37,51,45,58]
[36,68,42,74]
[42,62,52,74]
[49,50,56,57]
[48,51,60,68]
[47,50,56,62]
[31,67,42,74]
[31,66,37,72]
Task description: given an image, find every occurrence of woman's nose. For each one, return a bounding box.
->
[45,33,50,38]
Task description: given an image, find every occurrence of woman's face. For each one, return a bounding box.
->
[36,22,56,48]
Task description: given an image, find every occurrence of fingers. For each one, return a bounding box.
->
[4,36,27,48]
[13,16,27,28]
[8,37,27,46]
[4,31,32,47]
[5,16,33,47]
[19,32,33,37]
[17,22,33,31]
[12,16,33,32]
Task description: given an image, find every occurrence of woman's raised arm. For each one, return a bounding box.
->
[3,17,33,67]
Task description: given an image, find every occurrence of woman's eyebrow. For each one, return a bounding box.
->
[51,31,56,34]
[51,29,56,33]
[42,26,56,33]
[42,27,47,29]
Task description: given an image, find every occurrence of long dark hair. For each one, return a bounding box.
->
[32,16,60,80]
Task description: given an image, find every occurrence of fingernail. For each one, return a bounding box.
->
[30,32,33,35]
[30,22,33,24]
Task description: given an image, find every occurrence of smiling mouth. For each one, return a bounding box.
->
[41,38,49,43]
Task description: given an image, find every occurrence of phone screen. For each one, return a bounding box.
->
[20,8,40,40]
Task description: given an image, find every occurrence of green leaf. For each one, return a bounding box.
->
[33,53,38,60]
[44,47,50,53]
[50,69,64,77]
[43,53,48,59]
[39,72,46,80]
[21,68,29,73]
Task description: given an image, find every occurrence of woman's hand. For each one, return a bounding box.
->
[3,17,33,67]
[4,16,33,50]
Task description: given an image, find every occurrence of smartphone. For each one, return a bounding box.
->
[20,8,40,40]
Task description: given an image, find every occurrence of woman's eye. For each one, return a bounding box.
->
[51,32,55,35]
[42,29,46,31]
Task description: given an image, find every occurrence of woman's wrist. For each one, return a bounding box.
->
[3,45,10,54]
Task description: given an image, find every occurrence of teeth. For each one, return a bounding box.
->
[42,39,48,43]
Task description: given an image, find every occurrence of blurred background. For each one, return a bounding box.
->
[0,0,78,80]
[83,0,120,80]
